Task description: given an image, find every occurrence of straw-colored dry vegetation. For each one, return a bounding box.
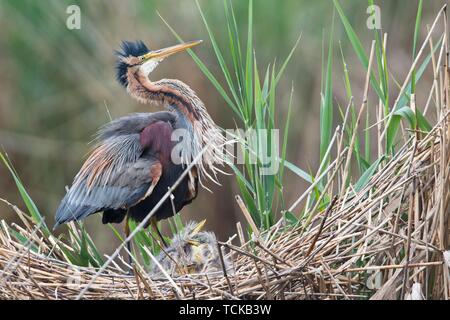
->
[0,1,449,300]
[1,69,449,299]
[1,107,449,299]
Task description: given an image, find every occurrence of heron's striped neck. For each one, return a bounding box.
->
[127,69,201,121]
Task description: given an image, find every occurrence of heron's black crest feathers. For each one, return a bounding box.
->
[115,40,150,87]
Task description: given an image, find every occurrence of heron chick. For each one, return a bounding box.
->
[152,220,231,276]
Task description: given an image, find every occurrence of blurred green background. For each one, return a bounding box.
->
[0,0,445,252]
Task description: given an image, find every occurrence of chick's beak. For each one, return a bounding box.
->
[141,40,202,60]
[191,219,207,236]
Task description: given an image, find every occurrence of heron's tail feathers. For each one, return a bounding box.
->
[53,194,98,230]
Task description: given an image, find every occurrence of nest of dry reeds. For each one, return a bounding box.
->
[1,107,449,299]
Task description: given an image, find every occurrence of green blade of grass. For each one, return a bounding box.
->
[158,12,242,120]
[411,0,423,94]
[275,34,302,85]
[394,106,417,128]
[354,156,384,192]
[195,0,242,117]
[279,85,294,186]
[284,160,315,185]
[245,0,254,119]
[333,0,384,101]
[364,110,371,168]
[235,173,261,227]
[386,36,440,151]
[0,151,50,236]
[223,0,245,109]
[319,12,334,164]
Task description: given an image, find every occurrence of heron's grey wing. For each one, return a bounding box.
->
[54,112,176,228]
[54,132,163,227]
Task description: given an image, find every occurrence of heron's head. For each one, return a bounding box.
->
[115,40,202,87]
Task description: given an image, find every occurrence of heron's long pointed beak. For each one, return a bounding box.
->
[142,40,202,60]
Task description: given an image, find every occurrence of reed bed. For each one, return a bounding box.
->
[1,106,449,299]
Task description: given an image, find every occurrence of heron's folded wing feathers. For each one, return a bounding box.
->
[54,134,161,227]
[54,114,176,228]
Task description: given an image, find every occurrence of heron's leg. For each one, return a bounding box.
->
[151,217,168,247]
[124,214,133,267]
